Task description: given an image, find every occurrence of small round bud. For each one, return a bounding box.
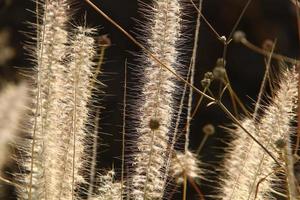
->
[202,124,215,136]
[201,78,211,88]
[275,138,286,149]
[213,66,226,80]
[99,34,111,47]
[220,36,227,43]
[149,119,160,130]
[204,72,214,80]
[233,31,246,43]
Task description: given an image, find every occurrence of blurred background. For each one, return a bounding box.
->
[0,0,299,199]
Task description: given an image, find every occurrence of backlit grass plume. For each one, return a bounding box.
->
[131,0,183,199]
[16,1,98,199]
[17,0,70,199]
[0,83,28,173]
[56,26,96,200]
[3,0,300,200]
[220,67,298,200]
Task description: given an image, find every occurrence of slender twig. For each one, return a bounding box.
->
[219,0,253,117]
[88,36,107,199]
[240,38,299,65]
[186,0,203,152]
[183,172,187,200]
[188,177,205,200]
[196,133,209,155]
[221,75,250,116]
[228,0,253,41]
[121,59,127,199]
[71,53,78,200]
[87,109,100,199]
[254,169,278,200]
[189,0,221,40]
[253,41,276,121]
[191,87,208,120]
[91,42,108,84]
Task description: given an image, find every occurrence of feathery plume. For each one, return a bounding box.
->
[256,68,298,199]
[131,0,183,199]
[0,83,27,171]
[58,26,96,199]
[17,0,70,199]
[220,68,298,200]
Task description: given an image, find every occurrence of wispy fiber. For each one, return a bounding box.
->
[0,83,28,172]
[18,0,70,199]
[220,68,298,200]
[16,1,97,199]
[58,26,96,199]
[131,0,183,199]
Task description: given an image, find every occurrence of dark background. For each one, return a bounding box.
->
[0,0,299,199]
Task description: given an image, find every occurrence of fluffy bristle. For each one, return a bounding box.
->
[219,68,298,200]
[130,0,183,199]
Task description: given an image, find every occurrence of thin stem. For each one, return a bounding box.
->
[254,168,280,200]
[220,0,253,118]
[87,109,100,199]
[88,40,106,199]
[189,0,222,40]
[191,87,208,120]
[92,45,107,84]
[241,38,299,65]
[187,177,205,200]
[196,133,209,155]
[71,57,78,200]
[183,172,187,200]
[121,60,127,199]
[223,77,249,116]
[186,0,203,152]
[228,0,253,41]
[253,41,276,121]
